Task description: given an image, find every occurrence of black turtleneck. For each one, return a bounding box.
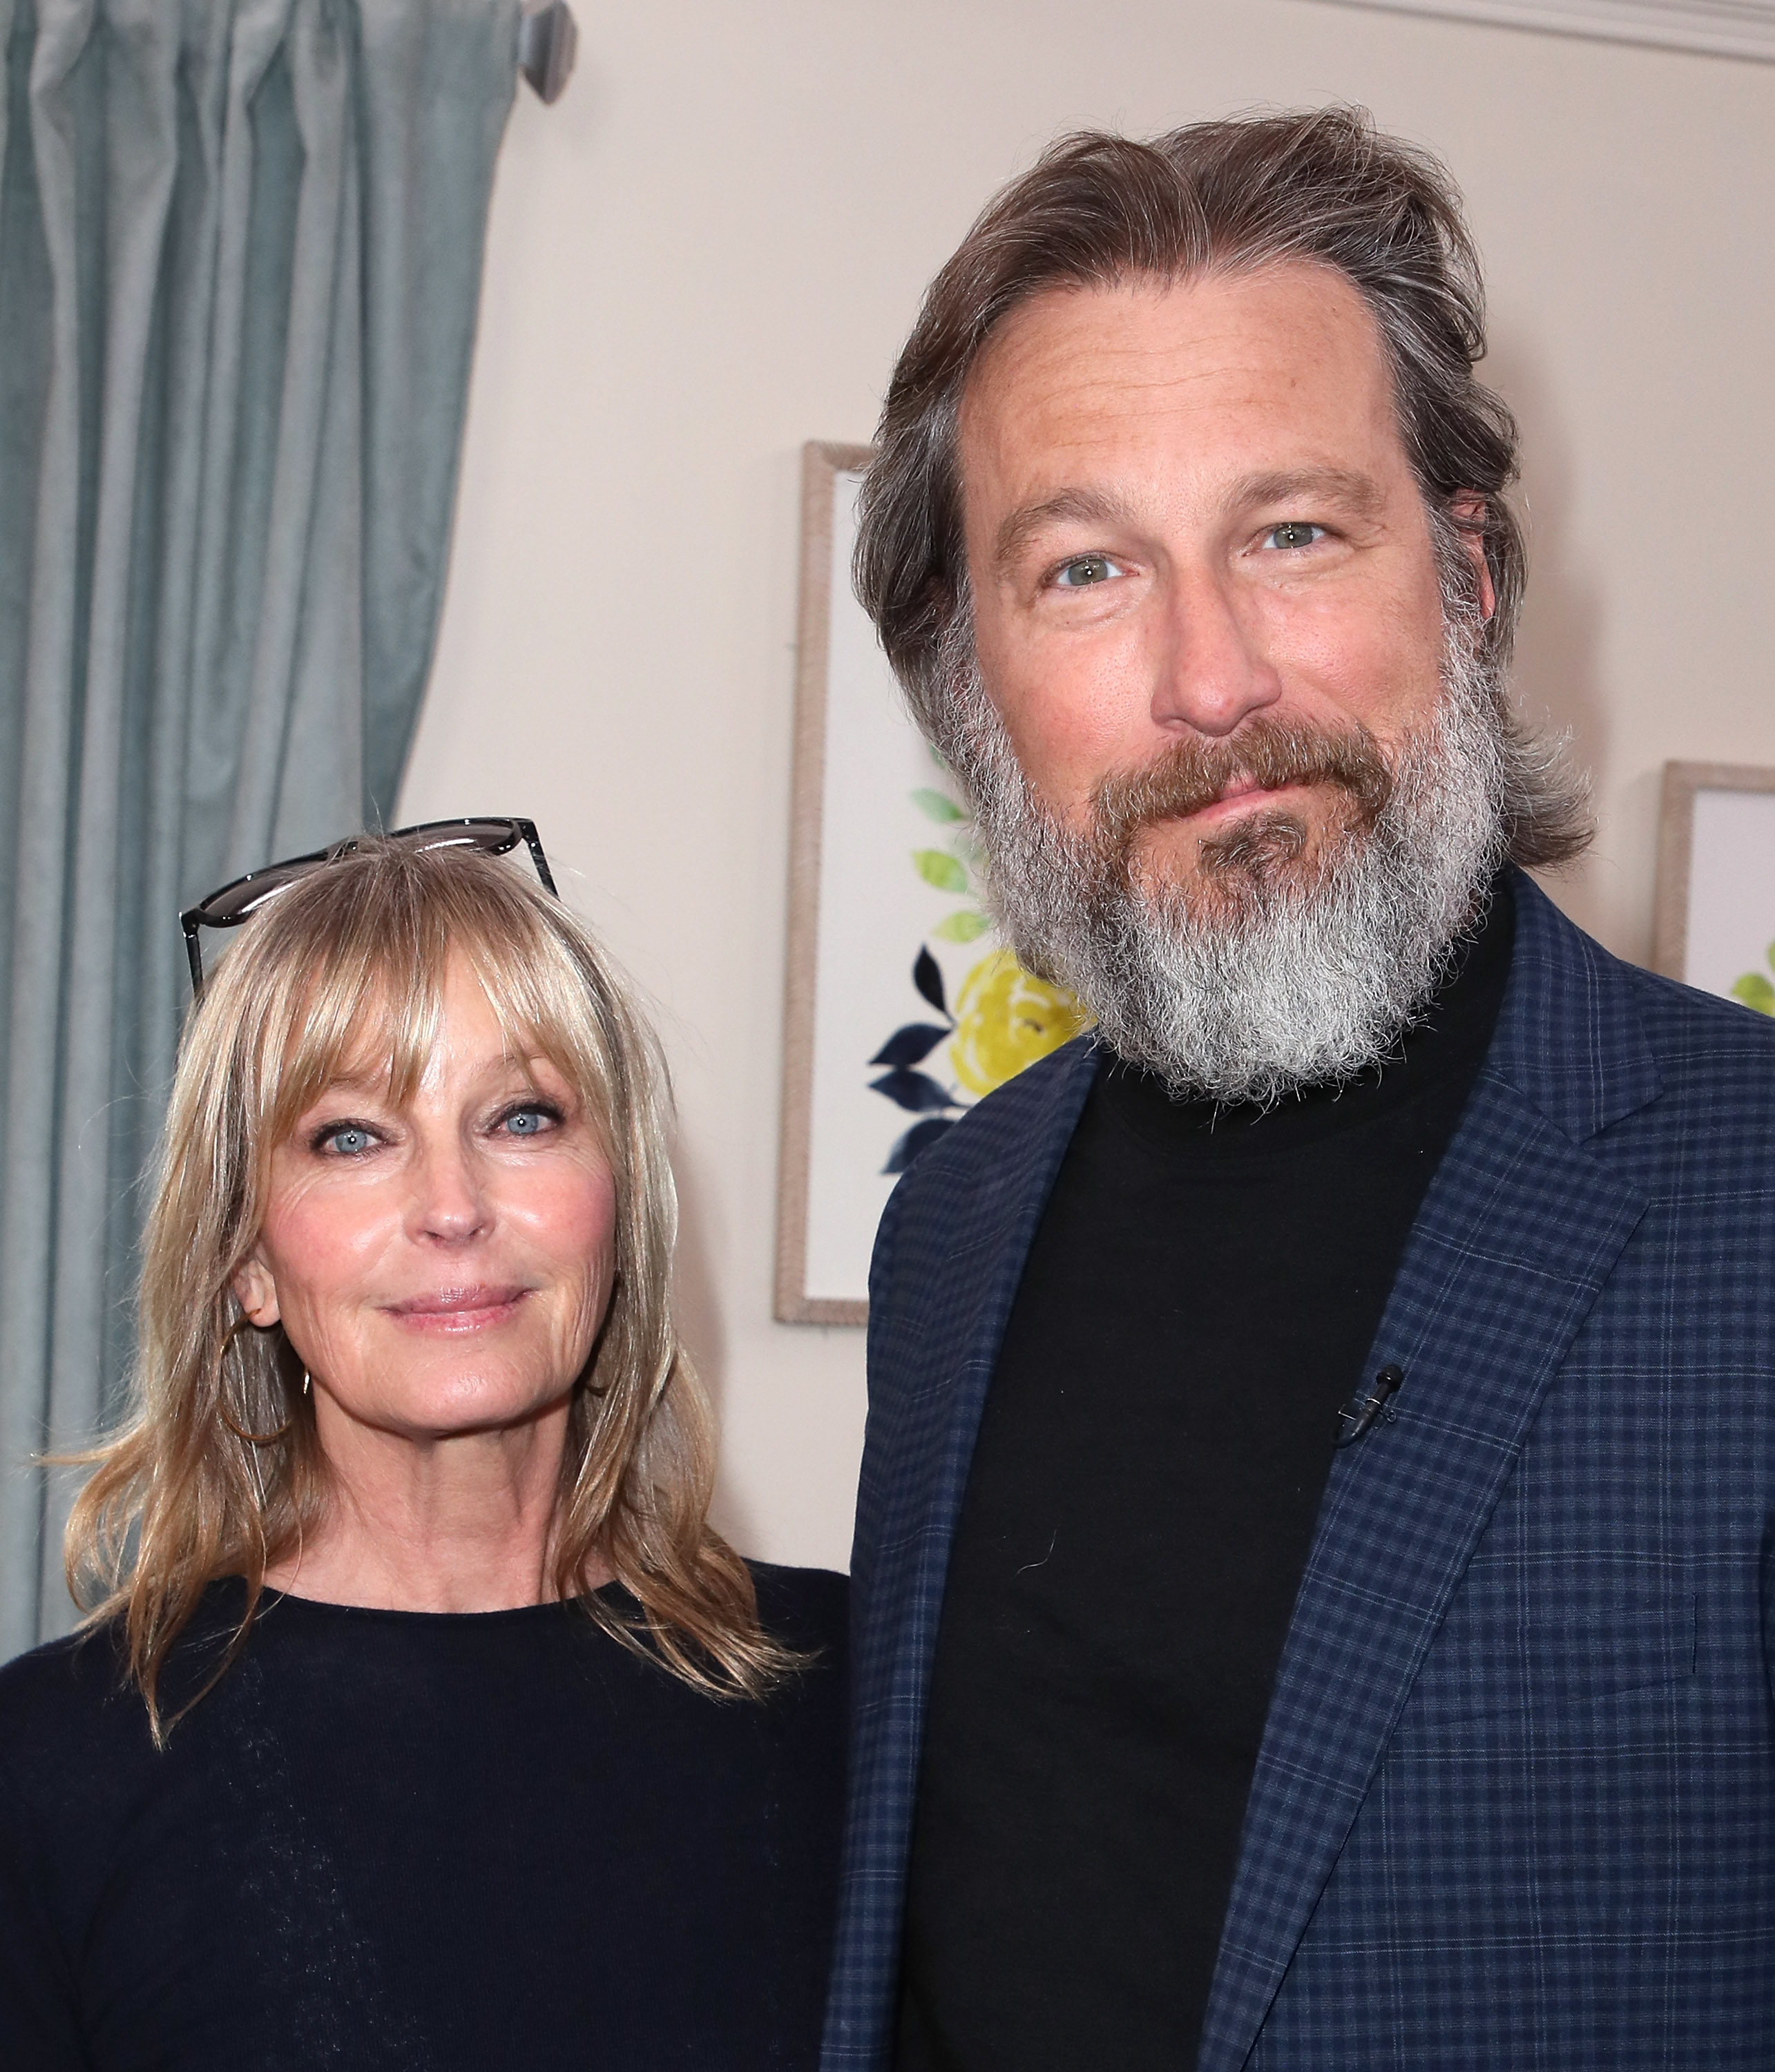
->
[896,879,1516,2072]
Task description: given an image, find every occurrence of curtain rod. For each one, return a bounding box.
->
[519,1,577,104]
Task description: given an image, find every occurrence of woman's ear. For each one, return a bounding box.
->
[1450,492,1497,620]
[231,1252,281,1329]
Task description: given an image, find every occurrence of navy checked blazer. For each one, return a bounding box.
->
[822,870,1775,2071]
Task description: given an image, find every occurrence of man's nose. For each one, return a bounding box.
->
[1148,567,1283,740]
[409,1142,490,1244]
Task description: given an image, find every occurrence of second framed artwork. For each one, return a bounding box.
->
[774,443,1086,1325]
[1652,760,1775,1010]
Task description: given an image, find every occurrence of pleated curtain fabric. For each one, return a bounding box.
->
[0,0,519,1658]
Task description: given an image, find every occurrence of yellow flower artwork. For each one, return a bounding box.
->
[867,767,1088,1173]
[1730,941,1775,1017]
[949,950,1089,1097]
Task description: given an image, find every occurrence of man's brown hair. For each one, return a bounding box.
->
[854,107,1588,870]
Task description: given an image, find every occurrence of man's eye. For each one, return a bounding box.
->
[1263,521,1325,552]
[1053,554,1124,588]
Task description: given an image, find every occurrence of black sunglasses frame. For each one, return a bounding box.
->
[180,817,558,994]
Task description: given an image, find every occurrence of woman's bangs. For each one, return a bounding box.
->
[258,928,448,1147]
[458,919,615,1151]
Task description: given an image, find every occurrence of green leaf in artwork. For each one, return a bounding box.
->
[1729,971,1775,1016]
[910,787,966,825]
[913,849,970,893]
[932,910,992,943]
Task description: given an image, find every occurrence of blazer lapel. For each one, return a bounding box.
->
[827,1036,1097,2070]
[1196,879,1660,2072]
[854,1032,1097,1752]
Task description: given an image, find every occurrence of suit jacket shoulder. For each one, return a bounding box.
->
[828,876,1775,2072]
[860,1033,1097,1526]
[870,1031,1097,1250]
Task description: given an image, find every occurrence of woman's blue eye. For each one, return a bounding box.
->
[1054,554,1120,588]
[1265,521,1324,551]
[502,1106,550,1136]
[325,1126,374,1157]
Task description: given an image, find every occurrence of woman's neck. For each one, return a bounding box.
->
[264,1398,611,1612]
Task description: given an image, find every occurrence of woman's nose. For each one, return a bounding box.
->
[409,1145,490,1243]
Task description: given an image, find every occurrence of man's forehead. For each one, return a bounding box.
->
[969,260,1383,387]
[956,262,1400,510]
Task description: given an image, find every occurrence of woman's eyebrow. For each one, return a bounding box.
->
[306,1069,388,1103]
[452,1051,568,1097]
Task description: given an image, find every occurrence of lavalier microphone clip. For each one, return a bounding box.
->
[1335,1363,1404,1448]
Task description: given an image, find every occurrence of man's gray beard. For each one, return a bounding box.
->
[934,621,1510,1106]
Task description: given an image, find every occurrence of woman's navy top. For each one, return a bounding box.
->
[0,1565,846,2071]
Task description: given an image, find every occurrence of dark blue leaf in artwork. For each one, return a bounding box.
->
[913,946,947,1017]
[883,1117,954,1174]
[869,1067,958,1114]
[869,1022,951,1068]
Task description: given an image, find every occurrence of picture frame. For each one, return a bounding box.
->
[776,443,876,1326]
[774,443,1087,1324]
[1651,760,1775,1011]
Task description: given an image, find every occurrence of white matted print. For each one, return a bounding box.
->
[1652,761,1775,1011]
[775,445,1085,1325]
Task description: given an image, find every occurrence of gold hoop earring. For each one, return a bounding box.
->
[214,1316,296,1447]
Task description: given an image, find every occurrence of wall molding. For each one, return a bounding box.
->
[1314,1,1775,61]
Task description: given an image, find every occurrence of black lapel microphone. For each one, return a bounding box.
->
[1335,1363,1404,1448]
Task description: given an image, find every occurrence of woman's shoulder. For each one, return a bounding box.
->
[0,1587,245,1796]
[745,1560,847,1658]
[0,1622,136,1765]
[0,1620,164,1892]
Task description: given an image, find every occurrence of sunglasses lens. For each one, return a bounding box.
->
[403,819,524,860]
[194,858,327,928]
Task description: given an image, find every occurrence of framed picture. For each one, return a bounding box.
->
[774,443,1086,1325]
[1651,760,1775,1012]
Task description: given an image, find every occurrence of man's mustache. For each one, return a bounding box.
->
[1088,715,1394,852]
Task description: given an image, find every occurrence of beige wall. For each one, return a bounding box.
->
[399,0,1775,1572]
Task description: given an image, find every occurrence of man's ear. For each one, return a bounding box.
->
[231,1251,281,1329]
[1450,492,1497,621]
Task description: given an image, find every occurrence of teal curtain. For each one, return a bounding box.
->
[0,0,519,1657]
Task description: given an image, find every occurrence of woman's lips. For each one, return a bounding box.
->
[385,1286,529,1332]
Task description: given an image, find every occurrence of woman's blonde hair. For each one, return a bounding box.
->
[68,837,785,1738]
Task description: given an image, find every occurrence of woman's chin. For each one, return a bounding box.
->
[324,1370,577,1443]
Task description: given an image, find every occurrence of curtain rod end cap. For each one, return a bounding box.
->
[519,1,577,106]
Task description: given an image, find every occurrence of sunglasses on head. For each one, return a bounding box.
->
[180,816,557,994]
